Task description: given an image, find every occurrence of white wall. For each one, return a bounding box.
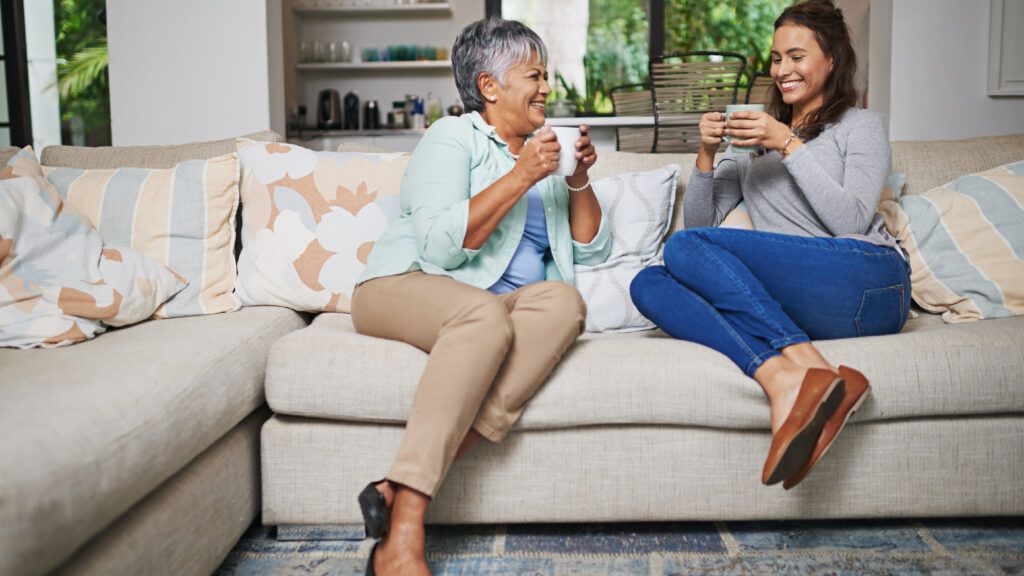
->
[882,0,1024,141]
[107,0,285,145]
[24,1,61,151]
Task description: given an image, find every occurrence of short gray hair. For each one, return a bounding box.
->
[451,18,548,113]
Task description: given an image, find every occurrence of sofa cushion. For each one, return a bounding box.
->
[0,175,185,348]
[0,306,306,576]
[266,312,1024,431]
[40,151,242,318]
[0,147,20,166]
[39,130,281,169]
[892,133,1024,197]
[880,160,1024,323]
[575,164,680,333]
[234,140,410,313]
[589,150,696,234]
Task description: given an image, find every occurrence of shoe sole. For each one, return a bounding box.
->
[783,385,871,490]
[358,487,389,540]
[764,378,845,486]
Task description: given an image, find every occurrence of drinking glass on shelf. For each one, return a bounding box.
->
[299,41,312,63]
[312,41,326,63]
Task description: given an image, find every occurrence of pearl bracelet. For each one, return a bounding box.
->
[565,175,591,193]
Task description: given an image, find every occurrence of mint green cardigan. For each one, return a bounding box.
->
[358,111,611,289]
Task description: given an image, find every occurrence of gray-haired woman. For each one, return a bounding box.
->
[350,17,611,575]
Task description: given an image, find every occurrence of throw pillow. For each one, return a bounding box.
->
[0,176,186,348]
[575,164,681,333]
[8,148,242,318]
[234,140,410,312]
[882,172,907,202]
[879,160,1024,323]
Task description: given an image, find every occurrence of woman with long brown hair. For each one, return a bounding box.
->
[631,0,909,489]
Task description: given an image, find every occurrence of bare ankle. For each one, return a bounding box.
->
[780,342,838,373]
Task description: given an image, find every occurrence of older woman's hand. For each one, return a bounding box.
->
[570,124,597,178]
[513,127,561,186]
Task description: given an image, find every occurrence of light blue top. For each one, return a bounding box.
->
[488,186,549,294]
[357,111,611,289]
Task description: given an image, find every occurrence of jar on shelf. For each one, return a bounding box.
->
[388,101,407,129]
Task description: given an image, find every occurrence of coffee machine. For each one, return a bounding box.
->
[343,91,360,130]
[317,89,342,129]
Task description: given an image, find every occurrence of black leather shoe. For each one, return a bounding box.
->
[358,480,390,539]
[365,541,379,576]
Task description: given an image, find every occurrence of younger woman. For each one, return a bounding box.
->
[630,0,909,489]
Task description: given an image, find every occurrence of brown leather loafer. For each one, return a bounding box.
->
[761,368,845,486]
[782,366,871,490]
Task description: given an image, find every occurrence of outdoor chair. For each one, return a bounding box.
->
[649,51,746,153]
[609,83,655,153]
[745,73,775,105]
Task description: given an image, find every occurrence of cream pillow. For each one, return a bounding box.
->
[235,140,410,312]
[575,164,680,332]
[880,161,1024,323]
[0,175,185,348]
[22,149,241,318]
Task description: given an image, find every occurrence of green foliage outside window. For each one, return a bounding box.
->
[578,0,650,114]
[664,0,791,82]
[566,0,789,114]
[54,0,110,146]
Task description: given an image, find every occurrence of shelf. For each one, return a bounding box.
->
[290,128,427,137]
[296,61,451,71]
[293,3,452,16]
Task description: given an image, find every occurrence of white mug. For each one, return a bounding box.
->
[549,126,581,177]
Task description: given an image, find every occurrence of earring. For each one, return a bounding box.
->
[487,96,497,102]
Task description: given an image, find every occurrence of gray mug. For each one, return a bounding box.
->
[724,104,766,154]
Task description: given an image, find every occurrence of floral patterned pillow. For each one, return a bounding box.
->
[0,175,186,348]
[234,140,410,312]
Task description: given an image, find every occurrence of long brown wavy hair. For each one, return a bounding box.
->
[767,0,858,140]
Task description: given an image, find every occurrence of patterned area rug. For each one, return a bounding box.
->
[216,518,1024,575]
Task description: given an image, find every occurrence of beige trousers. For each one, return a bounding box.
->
[350,271,586,497]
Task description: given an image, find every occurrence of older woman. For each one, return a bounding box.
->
[350,17,610,576]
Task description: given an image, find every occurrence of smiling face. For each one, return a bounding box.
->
[481,52,550,138]
[770,23,833,120]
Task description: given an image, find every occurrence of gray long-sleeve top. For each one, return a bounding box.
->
[684,107,898,249]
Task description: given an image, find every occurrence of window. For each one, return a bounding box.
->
[54,0,110,146]
[663,0,789,83]
[493,0,799,113]
[501,0,649,114]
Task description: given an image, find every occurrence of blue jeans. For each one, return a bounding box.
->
[630,228,911,377]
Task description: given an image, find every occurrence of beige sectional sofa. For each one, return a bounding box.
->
[261,133,1024,532]
[0,132,310,576]
[2,132,1022,576]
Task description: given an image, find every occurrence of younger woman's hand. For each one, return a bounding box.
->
[570,124,598,178]
[699,112,727,151]
[513,127,561,186]
[725,111,791,151]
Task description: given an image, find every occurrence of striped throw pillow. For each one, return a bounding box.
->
[7,148,241,318]
[879,161,1024,323]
